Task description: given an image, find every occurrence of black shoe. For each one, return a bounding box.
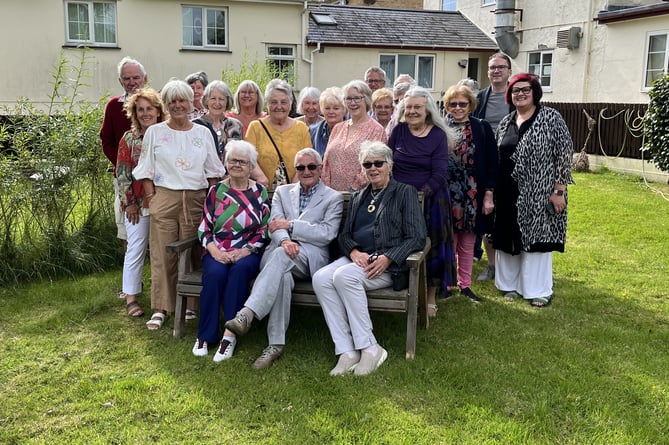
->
[461,287,481,303]
[437,287,453,299]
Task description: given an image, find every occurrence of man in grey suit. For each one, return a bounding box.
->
[225,148,344,369]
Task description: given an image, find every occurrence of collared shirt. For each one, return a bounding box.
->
[299,180,321,214]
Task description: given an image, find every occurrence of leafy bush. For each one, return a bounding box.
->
[0,49,120,285]
[221,53,297,103]
[642,73,669,173]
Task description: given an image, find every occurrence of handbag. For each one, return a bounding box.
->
[258,119,289,188]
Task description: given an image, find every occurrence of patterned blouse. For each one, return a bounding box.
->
[116,129,146,211]
[446,117,478,233]
[198,181,270,253]
[193,114,244,162]
[322,118,387,191]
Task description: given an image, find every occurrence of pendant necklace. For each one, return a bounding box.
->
[368,188,385,213]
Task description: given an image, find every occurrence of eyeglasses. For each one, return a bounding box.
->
[488,65,509,71]
[345,96,364,103]
[448,102,469,108]
[227,158,249,166]
[362,160,387,169]
[295,164,320,171]
[239,90,257,95]
[366,79,384,84]
[511,87,532,96]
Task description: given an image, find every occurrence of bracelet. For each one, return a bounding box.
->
[244,244,259,254]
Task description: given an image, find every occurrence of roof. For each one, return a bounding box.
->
[306,4,497,51]
[596,2,669,24]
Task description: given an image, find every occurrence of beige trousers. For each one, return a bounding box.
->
[149,187,206,313]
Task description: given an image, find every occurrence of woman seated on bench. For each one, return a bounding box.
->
[313,141,426,376]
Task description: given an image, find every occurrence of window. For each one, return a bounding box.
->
[266,45,295,80]
[380,54,435,89]
[441,0,456,11]
[182,6,228,49]
[528,50,553,90]
[645,31,669,89]
[482,0,495,5]
[65,1,117,46]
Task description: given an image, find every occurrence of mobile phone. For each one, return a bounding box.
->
[545,201,556,215]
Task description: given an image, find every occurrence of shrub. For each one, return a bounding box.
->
[642,73,669,173]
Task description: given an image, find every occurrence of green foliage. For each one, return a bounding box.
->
[220,53,296,107]
[642,73,669,173]
[0,49,120,285]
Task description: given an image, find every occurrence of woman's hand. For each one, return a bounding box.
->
[350,249,369,268]
[364,254,391,280]
[549,194,566,213]
[125,203,140,225]
[482,191,494,215]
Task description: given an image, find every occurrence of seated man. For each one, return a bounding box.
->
[225,148,344,369]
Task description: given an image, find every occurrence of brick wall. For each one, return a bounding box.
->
[344,0,424,9]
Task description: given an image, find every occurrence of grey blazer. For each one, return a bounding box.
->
[264,180,344,275]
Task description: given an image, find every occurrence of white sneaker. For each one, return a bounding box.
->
[192,339,208,357]
[354,346,388,376]
[213,338,237,363]
[329,352,361,376]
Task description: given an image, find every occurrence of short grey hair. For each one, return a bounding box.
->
[296,87,321,114]
[394,82,413,98]
[456,78,480,96]
[233,80,264,116]
[185,71,208,88]
[358,140,393,169]
[364,66,386,81]
[343,80,373,111]
[294,147,322,166]
[224,140,258,170]
[202,80,234,111]
[319,86,345,109]
[117,57,146,78]
[160,79,194,112]
[264,79,294,105]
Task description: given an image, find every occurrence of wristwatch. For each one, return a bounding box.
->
[553,189,565,196]
[244,244,258,254]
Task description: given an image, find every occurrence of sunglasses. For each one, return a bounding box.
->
[448,102,469,108]
[362,160,387,169]
[295,164,320,171]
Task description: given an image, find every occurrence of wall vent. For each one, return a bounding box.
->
[557,26,581,49]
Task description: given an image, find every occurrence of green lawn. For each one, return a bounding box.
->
[1,170,667,444]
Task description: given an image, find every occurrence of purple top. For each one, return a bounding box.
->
[388,122,449,194]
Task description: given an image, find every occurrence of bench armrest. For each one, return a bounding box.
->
[166,236,200,254]
[406,237,431,269]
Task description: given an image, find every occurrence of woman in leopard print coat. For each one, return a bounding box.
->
[492,73,573,308]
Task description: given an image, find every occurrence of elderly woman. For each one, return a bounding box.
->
[193,80,243,162]
[371,88,394,129]
[186,71,208,120]
[133,79,225,330]
[295,86,324,127]
[192,140,270,361]
[385,79,416,138]
[245,79,312,191]
[322,80,387,191]
[116,88,165,317]
[443,84,498,303]
[389,86,458,317]
[309,86,346,158]
[227,80,266,136]
[313,141,426,376]
[493,73,573,308]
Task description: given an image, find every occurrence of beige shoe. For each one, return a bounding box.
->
[252,345,283,369]
[354,346,388,376]
[329,352,361,376]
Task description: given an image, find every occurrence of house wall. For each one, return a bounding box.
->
[347,0,423,8]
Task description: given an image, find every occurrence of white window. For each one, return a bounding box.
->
[441,0,456,11]
[266,45,295,80]
[528,50,553,90]
[380,54,435,89]
[482,0,495,5]
[182,6,228,49]
[644,31,669,89]
[65,1,117,46]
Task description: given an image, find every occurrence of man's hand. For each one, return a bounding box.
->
[281,239,300,259]
[269,218,291,233]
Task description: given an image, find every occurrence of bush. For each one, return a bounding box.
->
[0,49,121,285]
[642,73,669,173]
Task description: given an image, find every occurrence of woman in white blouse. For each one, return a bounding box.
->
[133,79,225,330]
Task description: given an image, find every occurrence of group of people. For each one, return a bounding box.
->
[100,52,573,376]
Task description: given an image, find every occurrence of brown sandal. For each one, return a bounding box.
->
[126,301,144,317]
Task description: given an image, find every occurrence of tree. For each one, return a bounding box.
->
[642,73,669,173]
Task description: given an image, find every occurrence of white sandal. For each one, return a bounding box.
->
[427,304,438,318]
[146,312,166,330]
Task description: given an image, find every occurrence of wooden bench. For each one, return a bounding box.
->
[166,192,430,360]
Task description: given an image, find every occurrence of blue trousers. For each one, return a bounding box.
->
[197,253,261,344]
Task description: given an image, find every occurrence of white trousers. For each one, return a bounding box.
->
[494,250,553,299]
[122,213,150,295]
[312,256,392,355]
[113,178,127,240]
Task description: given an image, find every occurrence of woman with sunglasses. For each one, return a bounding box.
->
[313,141,426,376]
[193,140,270,361]
[389,86,460,317]
[322,80,387,191]
[492,73,572,308]
[443,84,499,304]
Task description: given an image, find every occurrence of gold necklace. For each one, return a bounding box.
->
[367,187,385,213]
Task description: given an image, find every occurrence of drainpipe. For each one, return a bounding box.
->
[494,0,519,58]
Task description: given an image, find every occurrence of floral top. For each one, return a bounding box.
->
[194,114,244,162]
[446,117,477,233]
[116,129,147,211]
[198,181,270,253]
[322,118,387,191]
[132,122,225,190]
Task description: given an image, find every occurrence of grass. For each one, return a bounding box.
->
[1,170,668,444]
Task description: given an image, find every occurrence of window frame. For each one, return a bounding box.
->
[64,0,117,47]
[181,5,229,51]
[528,50,553,91]
[379,53,436,90]
[643,30,669,91]
[441,0,457,11]
[266,44,296,81]
[482,0,495,6]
